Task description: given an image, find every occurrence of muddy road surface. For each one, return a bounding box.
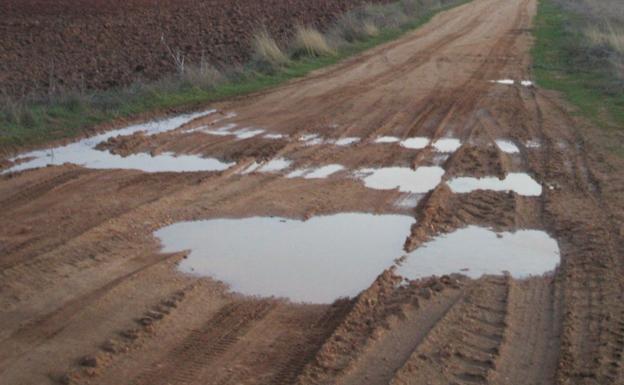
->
[2,0,624,384]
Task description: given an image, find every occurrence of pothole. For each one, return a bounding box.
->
[446,173,542,196]
[356,166,445,193]
[155,213,415,303]
[397,226,560,279]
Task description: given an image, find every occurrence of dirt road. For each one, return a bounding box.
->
[2,0,624,384]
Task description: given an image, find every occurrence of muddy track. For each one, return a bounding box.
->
[1,0,624,384]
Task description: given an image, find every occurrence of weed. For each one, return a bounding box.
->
[251,30,290,70]
[291,26,336,58]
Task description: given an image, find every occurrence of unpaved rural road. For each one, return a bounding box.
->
[2,0,624,384]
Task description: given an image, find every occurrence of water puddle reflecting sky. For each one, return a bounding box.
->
[446,173,542,196]
[4,110,233,174]
[156,213,415,303]
[495,140,520,154]
[400,137,430,150]
[432,138,461,153]
[157,215,560,303]
[374,136,401,143]
[357,167,445,193]
[398,226,559,279]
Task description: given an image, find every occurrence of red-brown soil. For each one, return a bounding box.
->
[2,0,624,384]
[0,0,389,96]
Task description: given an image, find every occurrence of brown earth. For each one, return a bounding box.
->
[0,0,389,96]
[2,0,624,384]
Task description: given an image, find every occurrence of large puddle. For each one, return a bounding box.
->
[4,110,235,174]
[156,214,560,303]
[397,226,560,279]
[156,213,415,303]
[446,173,542,196]
[357,167,445,193]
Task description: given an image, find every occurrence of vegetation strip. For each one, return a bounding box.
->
[532,0,624,155]
[0,0,466,153]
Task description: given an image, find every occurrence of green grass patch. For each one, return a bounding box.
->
[0,0,467,153]
[532,0,624,155]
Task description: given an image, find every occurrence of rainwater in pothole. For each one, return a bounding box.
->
[446,173,542,196]
[286,164,345,179]
[334,137,361,146]
[432,138,461,152]
[397,226,560,279]
[400,137,430,150]
[4,110,236,174]
[242,158,292,174]
[156,213,415,303]
[374,136,401,143]
[496,140,520,154]
[357,166,445,193]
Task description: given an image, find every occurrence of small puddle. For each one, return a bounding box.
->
[446,173,542,196]
[357,167,445,193]
[394,193,423,208]
[198,123,238,136]
[334,137,361,146]
[374,136,401,144]
[243,158,292,174]
[400,137,430,150]
[199,125,265,140]
[233,128,265,140]
[304,164,345,179]
[286,164,345,179]
[491,79,515,85]
[156,213,415,303]
[4,110,233,174]
[495,140,520,154]
[432,138,461,153]
[286,168,311,178]
[263,133,286,140]
[258,158,292,173]
[298,134,324,146]
[490,79,533,87]
[397,226,560,279]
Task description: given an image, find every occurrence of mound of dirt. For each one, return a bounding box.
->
[1,0,389,96]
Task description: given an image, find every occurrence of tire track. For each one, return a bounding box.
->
[131,300,277,385]
[386,277,510,385]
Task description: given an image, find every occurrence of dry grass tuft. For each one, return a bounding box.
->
[252,30,290,68]
[292,26,336,57]
[362,22,380,37]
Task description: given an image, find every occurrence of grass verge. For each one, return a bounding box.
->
[0,0,466,153]
[532,0,624,155]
